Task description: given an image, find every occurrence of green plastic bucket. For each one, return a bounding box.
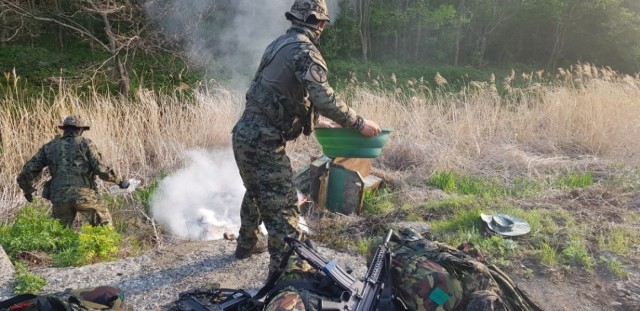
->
[314,128,393,158]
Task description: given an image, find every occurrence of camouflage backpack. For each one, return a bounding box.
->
[379,231,464,311]
[0,286,127,311]
[380,229,543,311]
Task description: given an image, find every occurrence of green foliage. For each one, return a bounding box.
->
[561,239,594,269]
[53,225,121,266]
[428,171,594,198]
[12,262,46,294]
[356,238,371,255]
[598,256,628,278]
[553,172,593,189]
[133,176,162,214]
[0,206,123,267]
[597,228,636,256]
[427,171,457,192]
[0,206,76,256]
[427,171,531,198]
[538,243,559,266]
[420,196,479,215]
[362,187,396,216]
[429,208,483,236]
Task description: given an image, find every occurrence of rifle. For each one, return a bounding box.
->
[169,287,252,311]
[284,229,395,311]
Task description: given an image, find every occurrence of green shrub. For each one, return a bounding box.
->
[12,262,46,294]
[0,206,76,256]
[561,239,594,269]
[0,206,123,267]
[53,225,122,266]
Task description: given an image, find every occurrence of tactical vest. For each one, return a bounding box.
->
[45,136,97,193]
[245,31,317,141]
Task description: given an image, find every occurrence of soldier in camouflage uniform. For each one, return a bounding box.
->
[232,0,382,276]
[16,115,130,227]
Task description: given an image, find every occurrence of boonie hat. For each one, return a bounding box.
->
[480,213,531,236]
[58,115,90,130]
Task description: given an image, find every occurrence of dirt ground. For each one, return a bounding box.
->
[498,187,640,311]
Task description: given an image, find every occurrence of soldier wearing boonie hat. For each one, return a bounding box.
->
[17,115,130,227]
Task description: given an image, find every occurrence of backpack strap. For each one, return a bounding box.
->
[0,294,37,309]
[487,264,544,311]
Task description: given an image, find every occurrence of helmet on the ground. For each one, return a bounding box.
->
[285,0,331,23]
[58,115,90,130]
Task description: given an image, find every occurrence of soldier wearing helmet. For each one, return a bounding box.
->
[17,115,130,227]
[231,0,382,278]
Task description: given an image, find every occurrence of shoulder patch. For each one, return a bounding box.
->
[306,63,328,84]
[304,49,328,84]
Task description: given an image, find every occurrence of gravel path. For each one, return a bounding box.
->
[0,238,367,310]
[1,232,636,310]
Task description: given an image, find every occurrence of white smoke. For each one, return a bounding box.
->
[145,0,341,89]
[150,149,247,240]
[150,148,309,240]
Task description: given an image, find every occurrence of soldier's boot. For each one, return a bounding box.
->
[235,239,268,260]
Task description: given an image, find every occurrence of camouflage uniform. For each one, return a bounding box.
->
[232,0,365,275]
[16,115,126,227]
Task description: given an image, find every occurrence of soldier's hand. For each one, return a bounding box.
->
[24,193,33,203]
[359,119,382,137]
[118,179,130,189]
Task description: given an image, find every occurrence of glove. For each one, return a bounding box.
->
[118,179,130,189]
[24,193,33,203]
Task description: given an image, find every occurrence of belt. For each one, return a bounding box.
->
[240,110,272,125]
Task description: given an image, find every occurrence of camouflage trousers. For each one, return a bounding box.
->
[232,112,303,275]
[52,193,112,227]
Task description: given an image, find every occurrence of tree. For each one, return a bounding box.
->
[355,0,373,60]
[0,0,149,94]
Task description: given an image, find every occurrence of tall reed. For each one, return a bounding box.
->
[2,64,639,219]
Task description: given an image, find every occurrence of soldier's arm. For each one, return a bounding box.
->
[84,139,121,184]
[298,46,363,129]
[16,146,48,194]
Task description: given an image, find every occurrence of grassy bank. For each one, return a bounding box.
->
[1,63,639,289]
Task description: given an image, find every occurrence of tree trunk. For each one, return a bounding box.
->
[414,18,422,61]
[453,0,467,66]
[357,0,372,60]
[100,10,130,94]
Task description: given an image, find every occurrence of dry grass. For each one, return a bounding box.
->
[2,64,640,219]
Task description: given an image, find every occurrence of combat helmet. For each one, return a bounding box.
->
[285,0,331,23]
[58,115,90,130]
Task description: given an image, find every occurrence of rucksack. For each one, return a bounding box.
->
[0,286,127,311]
[384,229,543,311]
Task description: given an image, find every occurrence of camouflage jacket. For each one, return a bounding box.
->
[16,133,121,204]
[244,25,359,139]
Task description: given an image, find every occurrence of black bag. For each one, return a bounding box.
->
[168,285,252,311]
